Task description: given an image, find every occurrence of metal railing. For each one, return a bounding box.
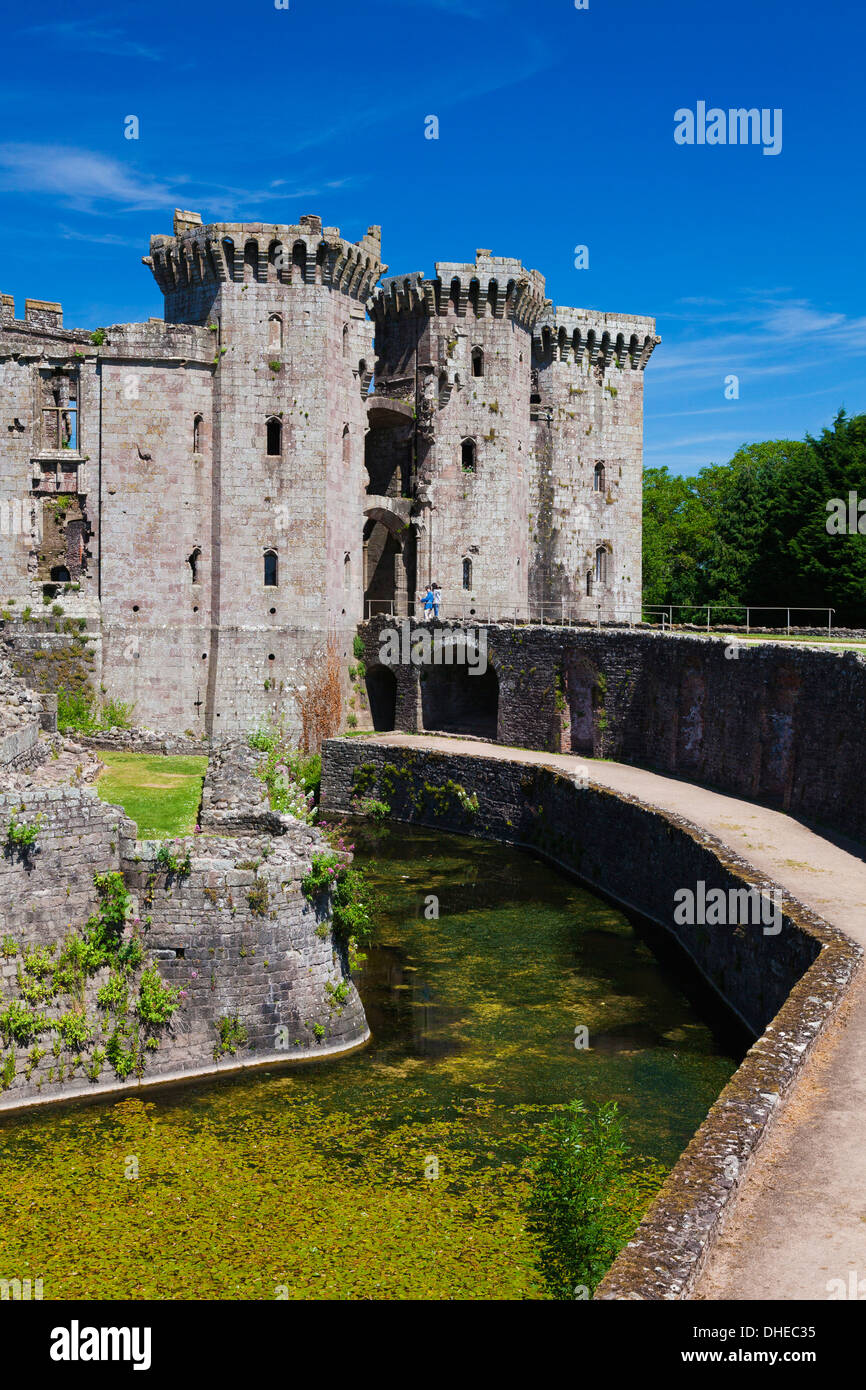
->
[365,598,838,636]
[641,604,836,637]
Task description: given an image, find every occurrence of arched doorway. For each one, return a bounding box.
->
[363,505,415,618]
[420,664,499,739]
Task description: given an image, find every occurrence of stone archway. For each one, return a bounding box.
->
[363,502,415,618]
[420,663,499,739]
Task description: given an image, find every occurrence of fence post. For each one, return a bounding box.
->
[707,606,710,632]
[787,608,790,636]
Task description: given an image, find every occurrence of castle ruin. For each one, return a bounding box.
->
[0,210,658,738]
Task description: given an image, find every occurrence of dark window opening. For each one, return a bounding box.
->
[595,546,607,586]
[264,550,278,587]
[51,566,71,583]
[193,415,203,452]
[594,462,605,493]
[266,418,282,456]
[462,558,472,590]
[461,439,476,473]
[188,548,201,584]
[471,347,484,378]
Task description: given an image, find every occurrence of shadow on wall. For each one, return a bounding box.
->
[563,654,601,756]
[420,664,499,738]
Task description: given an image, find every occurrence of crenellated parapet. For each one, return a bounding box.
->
[371,248,551,331]
[533,307,660,372]
[143,209,387,302]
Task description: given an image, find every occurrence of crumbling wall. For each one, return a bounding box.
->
[0,777,368,1111]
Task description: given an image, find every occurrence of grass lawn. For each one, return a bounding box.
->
[715,631,866,651]
[96,753,209,838]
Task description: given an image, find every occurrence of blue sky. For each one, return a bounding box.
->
[0,0,862,475]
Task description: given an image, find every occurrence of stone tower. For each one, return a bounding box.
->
[529,308,659,622]
[370,252,549,620]
[103,210,386,736]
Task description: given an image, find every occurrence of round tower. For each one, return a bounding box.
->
[530,309,660,623]
[370,250,549,621]
[141,210,387,736]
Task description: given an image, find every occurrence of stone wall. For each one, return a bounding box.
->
[0,649,52,772]
[358,619,866,844]
[0,782,368,1112]
[1,614,102,711]
[320,738,860,1298]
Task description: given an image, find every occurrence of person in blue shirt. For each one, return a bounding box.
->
[420,584,435,620]
[432,583,442,619]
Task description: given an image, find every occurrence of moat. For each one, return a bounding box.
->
[0,822,741,1299]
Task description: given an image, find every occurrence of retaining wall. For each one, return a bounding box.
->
[358,619,866,843]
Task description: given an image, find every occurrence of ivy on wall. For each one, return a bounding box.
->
[0,872,182,1093]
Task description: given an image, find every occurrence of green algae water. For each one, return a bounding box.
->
[0,822,741,1300]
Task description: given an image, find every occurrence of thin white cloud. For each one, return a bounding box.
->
[20,19,160,61]
[0,144,362,221]
[58,224,142,248]
[0,145,175,212]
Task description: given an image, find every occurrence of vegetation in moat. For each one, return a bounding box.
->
[96,753,208,838]
[527,1100,667,1296]
[0,824,736,1298]
[0,873,182,1092]
[643,412,866,624]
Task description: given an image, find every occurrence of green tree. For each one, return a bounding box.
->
[527,1100,667,1298]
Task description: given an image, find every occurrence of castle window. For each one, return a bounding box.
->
[244,239,259,283]
[51,566,71,583]
[268,315,283,352]
[268,240,285,282]
[266,417,282,456]
[193,415,203,453]
[292,241,307,282]
[586,571,593,597]
[222,238,236,280]
[264,550,278,587]
[593,461,605,493]
[471,347,484,378]
[594,546,607,586]
[343,324,350,357]
[41,371,78,451]
[462,558,473,590]
[342,425,351,464]
[188,548,201,585]
[461,439,476,473]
